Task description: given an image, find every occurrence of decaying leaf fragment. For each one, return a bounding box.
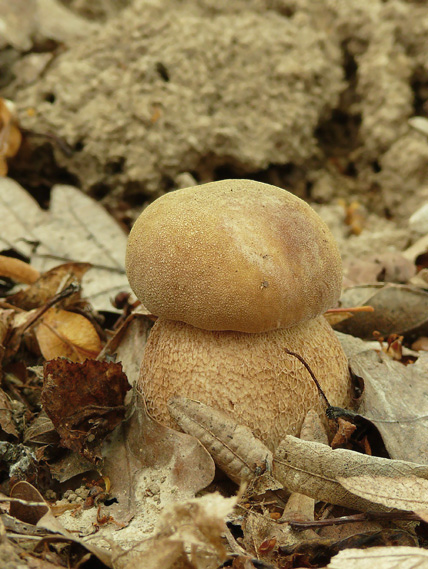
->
[273,436,428,512]
[35,306,102,361]
[168,396,273,484]
[42,358,130,461]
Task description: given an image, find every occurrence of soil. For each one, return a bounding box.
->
[3,0,428,223]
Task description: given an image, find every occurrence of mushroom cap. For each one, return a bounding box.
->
[139,316,351,451]
[126,179,342,333]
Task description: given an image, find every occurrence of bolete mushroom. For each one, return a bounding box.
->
[126,179,350,450]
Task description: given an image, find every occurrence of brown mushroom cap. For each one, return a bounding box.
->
[126,179,342,333]
[139,316,351,451]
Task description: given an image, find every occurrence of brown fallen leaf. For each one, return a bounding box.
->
[327,546,428,569]
[23,411,59,446]
[35,306,102,361]
[167,396,273,484]
[273,436,428,512]
[42,358,130,461]
[0,255,40,284]
[351,350,428,464]
[336,283,428,338]
[337,475,428,513]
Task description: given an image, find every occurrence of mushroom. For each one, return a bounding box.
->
[126,179,350,450]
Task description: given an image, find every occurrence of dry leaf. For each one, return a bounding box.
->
[42,358,130,460]
[102,391,215,526]
[115,539,187,569]
[351,350,428,464]
[0,180,130,311]
[331,417,357,449]
[35,306,102,361]
[328,546,428,569]
[411,336,428,351]
[168,396,273,484]
[0,255,40,284]
[338,475,428,512]
[273,436,428,512]
[30,184,129,312]
[7,262,90,310]
[0,178,46,256]
[336,284,428,339]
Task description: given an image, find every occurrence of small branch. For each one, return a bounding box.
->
[289,510,421,529]
[21,282,80,333]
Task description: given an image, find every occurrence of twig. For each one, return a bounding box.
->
[289,510,422,529]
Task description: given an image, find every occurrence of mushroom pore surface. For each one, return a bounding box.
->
[126,179,342,333]
[139,316,351,451]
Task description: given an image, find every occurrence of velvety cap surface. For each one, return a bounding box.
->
[126,179,342,332]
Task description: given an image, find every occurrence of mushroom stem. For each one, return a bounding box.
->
[138,316,351,451]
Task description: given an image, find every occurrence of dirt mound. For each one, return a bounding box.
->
[4,0,428,220]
